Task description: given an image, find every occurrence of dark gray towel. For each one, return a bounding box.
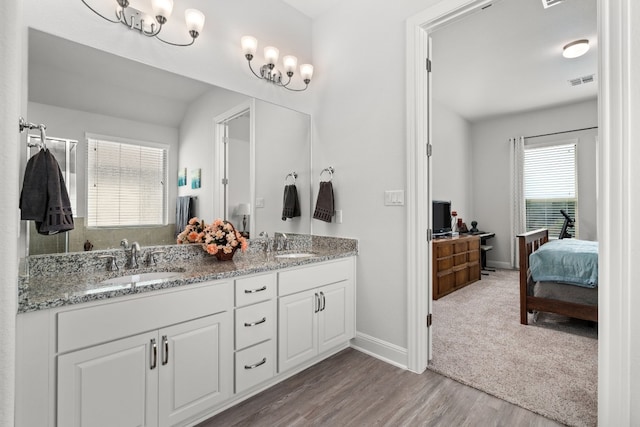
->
[313,181,334,223]
[176,196,195,235]
[20,149,74,235]
[282,184,301,220]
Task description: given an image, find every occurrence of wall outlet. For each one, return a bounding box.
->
[384,190,405,206]
[335,210,343,224]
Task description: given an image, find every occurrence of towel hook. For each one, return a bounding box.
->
[19,117,47,150]
[284,172,298,185]
[319,166,334,182]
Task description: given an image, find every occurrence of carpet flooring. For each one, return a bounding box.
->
[428,269,597,427]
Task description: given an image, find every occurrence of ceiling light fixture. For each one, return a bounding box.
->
[562,39,590,58]
[241,36,313,92]
[81,0,205,47]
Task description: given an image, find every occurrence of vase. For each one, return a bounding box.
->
[214,247,238,261]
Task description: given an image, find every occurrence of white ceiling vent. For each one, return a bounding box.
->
[542,0,564,8]
[568,74,596,86]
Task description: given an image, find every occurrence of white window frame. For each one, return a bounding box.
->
[524,138,578,238]
[86,133,168,228]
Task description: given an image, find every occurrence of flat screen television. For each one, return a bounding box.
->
[432,200,452,236]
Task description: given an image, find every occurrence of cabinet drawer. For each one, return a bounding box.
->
[468,238,480,250]
[278,258,353,296]
[235,273,276,307]
[454,241,468,253]
[436,244,453,257]
[235,340,275,393]
[436,256,453,271]
[235,300,275,350]
[453,253,467,265]
[57,281,232,354]
[468,249,480,262]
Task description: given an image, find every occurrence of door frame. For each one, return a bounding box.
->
[406,0,636,423]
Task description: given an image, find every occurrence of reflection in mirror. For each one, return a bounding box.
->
[25,28,311,256]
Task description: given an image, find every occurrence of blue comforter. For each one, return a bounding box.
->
[529,239,599,288]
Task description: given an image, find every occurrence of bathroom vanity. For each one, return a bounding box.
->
[15,236,356,427]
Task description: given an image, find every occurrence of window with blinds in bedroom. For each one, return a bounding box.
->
[87,135,168,227]
[524,141,578,238]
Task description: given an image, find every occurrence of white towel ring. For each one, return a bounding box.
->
[319,166,334,182]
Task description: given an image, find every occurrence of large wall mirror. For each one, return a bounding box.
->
[25,29,311,256]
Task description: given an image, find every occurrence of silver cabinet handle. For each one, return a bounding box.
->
[244,357,267,370]
[150,338,157,370]
[244,285,267,294]
[244,317,267,327]
[162,335,169,366]
[314,292,320,313]
[320,291,326,311]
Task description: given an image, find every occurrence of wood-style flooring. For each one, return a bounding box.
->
[197,348,563,427]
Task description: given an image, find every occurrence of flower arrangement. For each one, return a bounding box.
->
[177,217,248,258]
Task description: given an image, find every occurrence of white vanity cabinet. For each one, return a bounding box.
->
[278,258,355,373]
[17,281,233,427]
[233,273,277,393]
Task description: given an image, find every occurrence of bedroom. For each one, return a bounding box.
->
[428,1,598,424]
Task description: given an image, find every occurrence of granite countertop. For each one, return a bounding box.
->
[18,235,357,314]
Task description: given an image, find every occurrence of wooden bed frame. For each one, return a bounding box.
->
[517,228,598,325]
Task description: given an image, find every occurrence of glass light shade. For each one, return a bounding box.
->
[151,0,173,20]
[264,46,280,66]
[283,55,298,74]
[562,39,589,58]
[241,36,258,56]
[300,64,314,81]
[185,9,205,34]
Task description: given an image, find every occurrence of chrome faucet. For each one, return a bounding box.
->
[120,239,141,268]
[258,231,271,254]
[274,232,288,251]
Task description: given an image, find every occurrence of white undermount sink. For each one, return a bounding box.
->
[100,271,186,286]
[275,253,316,259]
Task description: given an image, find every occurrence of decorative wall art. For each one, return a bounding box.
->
[178,168,187,187]
[191,168,201,189]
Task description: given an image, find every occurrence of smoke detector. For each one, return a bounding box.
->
[568,74,595,86]
[542,0,564,8]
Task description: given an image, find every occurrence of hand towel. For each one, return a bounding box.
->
[282,184,301,220]
[313,181,334,223]
[20,149,74,235]
[176,196,195,235]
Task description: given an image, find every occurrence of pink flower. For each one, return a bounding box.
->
[205,244,218,255]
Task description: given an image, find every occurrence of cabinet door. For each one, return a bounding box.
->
[58,331,159,427]
[158,312,232,427]
[278,289,318,373]
[318,280,353,354]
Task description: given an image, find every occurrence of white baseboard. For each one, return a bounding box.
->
[350,332,408,369]
[487,260,512,270]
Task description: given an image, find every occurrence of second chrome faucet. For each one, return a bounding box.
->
[120,238,141,268]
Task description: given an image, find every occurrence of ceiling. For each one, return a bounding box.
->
[283,0,598,123]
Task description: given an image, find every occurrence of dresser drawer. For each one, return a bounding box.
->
[235,300,275,350]
[235,340,275,393]
[235,273,276,307]
[436,243,453,257]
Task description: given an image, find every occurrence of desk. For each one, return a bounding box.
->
[473,232,495,272]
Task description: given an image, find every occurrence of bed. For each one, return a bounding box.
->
[517,228,598,325]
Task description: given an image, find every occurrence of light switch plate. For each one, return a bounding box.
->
[255,197,265,208]
[384,190,405,206]
[335,210,343,223]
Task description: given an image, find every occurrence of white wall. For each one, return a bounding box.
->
[470,99,598,268]
[311,0,443,358]
[432,101,473,224]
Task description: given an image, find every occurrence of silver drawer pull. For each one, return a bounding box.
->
[244,317,267,327]
[244,285,267,294]
[244,357,267,370]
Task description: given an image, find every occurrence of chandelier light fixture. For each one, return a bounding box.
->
[241,36,313,91]
[81,0,205,47]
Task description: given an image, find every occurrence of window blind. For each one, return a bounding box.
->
[524,142,578,237]
[87,138,167,227]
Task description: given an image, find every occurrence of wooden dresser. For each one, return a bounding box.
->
[432,235,481,299]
